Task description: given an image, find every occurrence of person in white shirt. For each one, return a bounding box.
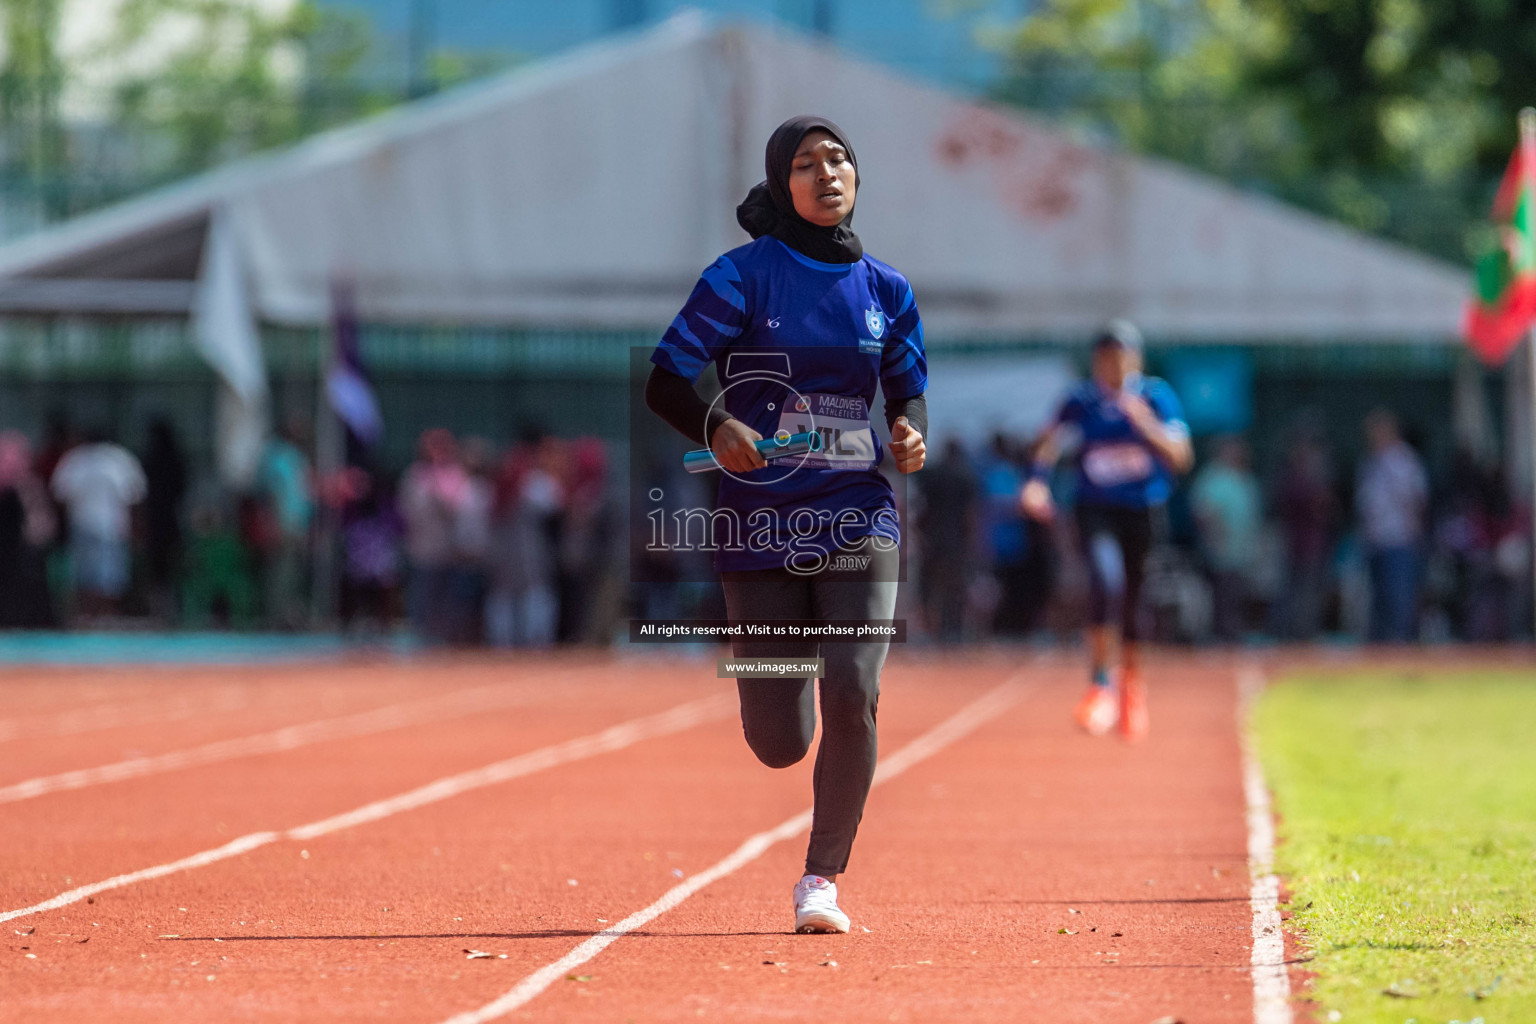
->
[51,430,147,615]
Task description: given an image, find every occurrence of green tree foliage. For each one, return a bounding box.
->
[105,0,387,184]
[988,0,1536,262]
[0,0,67,217]
[0,0,395,225]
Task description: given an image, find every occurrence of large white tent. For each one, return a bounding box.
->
[0,9,1476,468]
[0,10,1471,333]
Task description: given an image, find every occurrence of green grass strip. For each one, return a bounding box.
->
[1254,669,1536,1023]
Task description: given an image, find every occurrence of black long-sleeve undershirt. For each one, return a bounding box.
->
[644,364,926,447]
[644,365,734,447]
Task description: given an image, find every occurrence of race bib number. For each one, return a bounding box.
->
[779,393,877,471]
[1082,442,1154,487]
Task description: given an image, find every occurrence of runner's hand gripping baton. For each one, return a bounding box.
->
[683,430,823,474]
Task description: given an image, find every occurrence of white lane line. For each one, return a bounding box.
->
[437,676,1030,1024]
[0,832,283,925]
[1237,664,1294,1024]
[0,687,254,745]
[0,693,734,925]
[287,694,729,840]
[0,673,583,805]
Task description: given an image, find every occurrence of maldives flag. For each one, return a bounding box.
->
[1464,138,1536,366]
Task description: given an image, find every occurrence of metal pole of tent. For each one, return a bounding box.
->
[312,294,342,628]
[1522,107,1536,641]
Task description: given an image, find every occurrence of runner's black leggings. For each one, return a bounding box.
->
[1075,503,1157,643]
[720,538,899,878]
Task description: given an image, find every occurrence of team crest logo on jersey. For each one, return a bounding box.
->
[865,305,886,340]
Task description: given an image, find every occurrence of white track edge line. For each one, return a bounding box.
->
[0,694,734,925]
[438,676,1030,1024]
[1237,664,1295,1024]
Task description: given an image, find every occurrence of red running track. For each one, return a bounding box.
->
[1,652,1276,1023]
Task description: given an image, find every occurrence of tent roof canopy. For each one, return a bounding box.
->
[0,11,1471,342]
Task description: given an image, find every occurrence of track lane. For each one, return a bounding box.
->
[0,668,590,804]
[503,658,1256,1024]
[438,677,1031,1023]
[0,664,373,723]
[0,659,1013,1023]
[0,665,717,912]
[0,663,520,776]
[0,655,1263,1023]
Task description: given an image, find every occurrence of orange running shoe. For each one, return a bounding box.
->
[1074,685,1119,736]
[1118,669,1149,741]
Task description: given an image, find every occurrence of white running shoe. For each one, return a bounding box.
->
[793,874,851,934]
[1075,684,1119,736]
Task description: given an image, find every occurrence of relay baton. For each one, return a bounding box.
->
[683,429,823,474]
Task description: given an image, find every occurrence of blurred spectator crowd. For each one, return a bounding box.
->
[911,407,1534,646]
[0,403,1529,646]
[0,415,623,646]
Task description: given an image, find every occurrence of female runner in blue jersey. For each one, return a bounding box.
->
[1020,321,1191,741]
[645,115,927,934]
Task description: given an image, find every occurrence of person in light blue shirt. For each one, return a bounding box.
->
[646,115,926,936]
[1191,436,1262,641]
[1021,321,1192,740]
[257,418,315,629]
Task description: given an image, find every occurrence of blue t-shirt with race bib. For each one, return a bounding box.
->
[1054,375,1188,509]
[651,237,927,572]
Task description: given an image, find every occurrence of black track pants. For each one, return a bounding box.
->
[1075,503,1158,642]
[720,539,899,878]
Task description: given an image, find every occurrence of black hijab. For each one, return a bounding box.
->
[736,115,863,264]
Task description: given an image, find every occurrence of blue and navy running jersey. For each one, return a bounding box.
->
[651,236,927,572]
[1050,375,1188,509]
